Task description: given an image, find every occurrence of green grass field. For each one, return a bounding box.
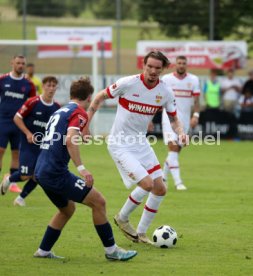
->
[0,140,252,276]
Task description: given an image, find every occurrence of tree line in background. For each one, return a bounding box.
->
[10,0,253,45]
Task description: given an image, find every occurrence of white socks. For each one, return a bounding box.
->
[105,244,117,254]
[164,151,182,186]
[119,186,149,221]
[37,248,50,256]
[137,193,164,234]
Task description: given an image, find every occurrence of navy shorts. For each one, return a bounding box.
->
[36,172,92,208]
[0,120,20,150]
[19,149,39,176]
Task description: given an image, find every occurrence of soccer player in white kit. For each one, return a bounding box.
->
[87,51,187,244]
[162,56,200,190]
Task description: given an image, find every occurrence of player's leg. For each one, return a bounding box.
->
[14,176,37,206]
[14,154,38,206]
[82,187,137,261]
[166,142,186,190]
[0,126,9,194]
[162,108,176,182]
[9,129,22,193]
[108,147,150,241]
[0,147,5,174]
[34,183,74,259]
[0,146,11,195]
[137,175,166,244]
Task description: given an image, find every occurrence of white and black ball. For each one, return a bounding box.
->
[152,225,178,248]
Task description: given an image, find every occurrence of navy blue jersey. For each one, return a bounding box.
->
[17,96,60,153]
[35,102,88,178]
[0,73,36,121]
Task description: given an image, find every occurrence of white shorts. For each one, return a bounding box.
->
[162,109,189,145]
[108,143,162,189]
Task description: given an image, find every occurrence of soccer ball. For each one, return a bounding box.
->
[152,225,178,248]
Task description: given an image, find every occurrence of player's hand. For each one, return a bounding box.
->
[80,169,94,187]
[26,132,34,144]
[178,134,189,147]
[190,116,199,128]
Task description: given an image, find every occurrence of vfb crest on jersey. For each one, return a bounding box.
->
[156,94,163,103]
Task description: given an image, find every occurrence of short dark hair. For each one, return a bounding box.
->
[42,76,58,85]
[144,51,170,68]
[26,63,35,67]
[13,54,25,59]
[176,55,187,62]
[70,77,94,101]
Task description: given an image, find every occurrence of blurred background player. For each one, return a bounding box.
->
[221,68,242,115]
[26,63,43,95]
[162,55,200,190]
[31,78,137,260]
[87,51,187,244]
[203,69,221,110]
[0,76,60,206]
[0,55,36,193]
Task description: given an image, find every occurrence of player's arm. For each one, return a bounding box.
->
[190,95,200,128]
[66,128,93,187]
[83,89,109,136]
[13,113,33,143]
[87,89,109,121]
[168,114,188,146]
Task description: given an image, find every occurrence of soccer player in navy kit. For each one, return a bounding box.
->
[0,76,60,206]
[28,78,136,260]
[0,55,36,193]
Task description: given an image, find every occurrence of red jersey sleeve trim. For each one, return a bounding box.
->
[192,91,201,96]
[17,96,39,118]
[167,111,177,117]
[106,87,114,98]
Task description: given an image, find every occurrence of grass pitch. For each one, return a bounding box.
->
[0,140,252,276]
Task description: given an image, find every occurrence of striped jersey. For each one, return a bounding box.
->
[106,73,176,143]
[162,72,200,131]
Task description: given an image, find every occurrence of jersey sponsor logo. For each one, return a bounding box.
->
[4,91,25,99]
[112,83,117,89]
[119,97,161,115]
[173,89,192,98]
[4,84,10,87]
[132,94,140,97]
[36,112,42,115]
[33,120,47,128]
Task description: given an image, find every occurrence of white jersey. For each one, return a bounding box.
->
[221,77,241,101]
[106,73,176,145]
[162,72,200,133]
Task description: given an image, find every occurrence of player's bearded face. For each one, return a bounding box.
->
[13,58,26,75]
[144,58,163,83]
[176,60,187,75]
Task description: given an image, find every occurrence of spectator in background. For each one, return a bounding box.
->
[203,69,221,109]
[221,68,242,114]
[26,63,43,95]
[241,69,253,96]
[239,70,253,113]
